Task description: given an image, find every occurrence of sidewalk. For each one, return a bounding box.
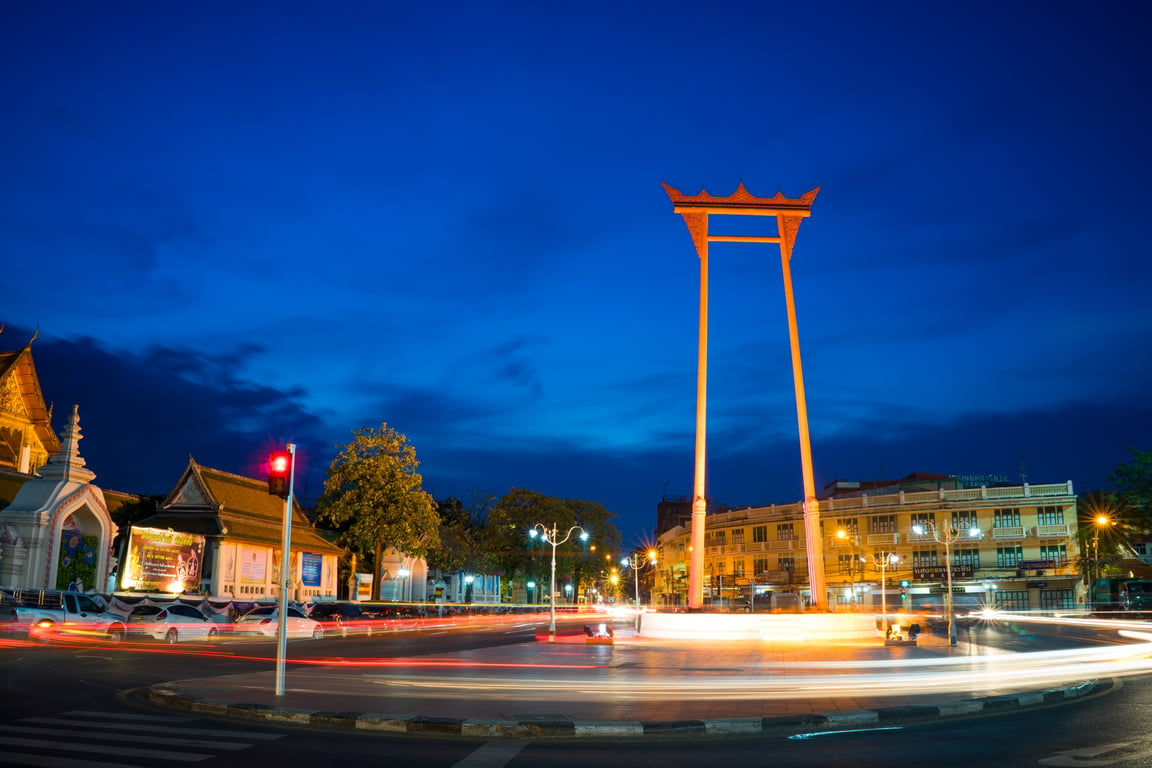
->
[145,629,1101,739]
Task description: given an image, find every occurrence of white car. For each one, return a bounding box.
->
[234,605,323,639]
[124,603,219,643]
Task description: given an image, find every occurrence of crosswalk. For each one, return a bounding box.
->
[0,710,282,767]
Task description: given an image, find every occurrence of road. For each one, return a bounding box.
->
[1,616,1150,767]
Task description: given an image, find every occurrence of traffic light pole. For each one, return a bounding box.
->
[274,443,296,696]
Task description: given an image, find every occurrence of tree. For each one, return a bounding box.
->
[315,424,440,587]
[1076,489,1133,581]
[1112,448,1152,524]
[427,494,493,600]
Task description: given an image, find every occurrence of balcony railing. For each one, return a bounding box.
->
[992,526,1025,539]
[1036,524,1070,538]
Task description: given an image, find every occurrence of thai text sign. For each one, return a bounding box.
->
[301,553,322,587]
[913,564,974,581]
[123,527,205,593]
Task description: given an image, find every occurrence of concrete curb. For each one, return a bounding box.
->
[144,679,1103,739]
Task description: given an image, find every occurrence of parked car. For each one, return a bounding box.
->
[308,602,373,637]
[5,590,127,642]
[124,603,219,643]
[234,605,323,639]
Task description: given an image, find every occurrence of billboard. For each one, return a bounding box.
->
[301,553,323,587]
[122,527,205,593]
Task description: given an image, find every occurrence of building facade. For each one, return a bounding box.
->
[653,479,1082,613]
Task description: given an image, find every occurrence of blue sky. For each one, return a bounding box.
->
[3,2,1149,545]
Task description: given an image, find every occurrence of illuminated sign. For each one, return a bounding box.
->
[122,527,205,593]
[239,547,268,583]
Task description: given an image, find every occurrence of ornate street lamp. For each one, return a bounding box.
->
[873,551,900,638]
[529,524,590,641]
[913,522,982,646]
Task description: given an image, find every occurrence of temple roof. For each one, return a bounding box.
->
[0,336,61,460]
[139,458,342,554]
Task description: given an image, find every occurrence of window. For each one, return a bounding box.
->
[836,519,858,536]
[1039,544,1067,564]
[994,508,1021,528]
[753,557,770,576]
[714,561,726,576]
[1037,506,1065,526]
[997,546,1024,568]
[910,512,935,528]
[731,529,745,546]
[779,556,794,571]
[951,510,977,529]
[733,559,745,577]
[1040,589,1074,610]
[870,515,896,534]
[714,531,727,546]
[778,523,796,540]
[997,590,1029,611]
[954,548,981,569]
[752,526,768,543]
[912,549,939,568]
[837,554,859,574]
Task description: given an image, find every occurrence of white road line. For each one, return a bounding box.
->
[0,724,255,750]
[0,752,141,768]
[62,711,196,722]
[451,741,528,768]
[19,716,284,740]
[0,736,210,762]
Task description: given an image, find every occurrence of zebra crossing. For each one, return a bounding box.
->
[0,709,282,767]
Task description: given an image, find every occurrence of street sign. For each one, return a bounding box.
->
[929,587,966,594]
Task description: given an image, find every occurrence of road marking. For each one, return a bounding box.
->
[0,724,254,750]
[62,711,196,722]
[1040,741,1152,766]
[20,716,284,740]
[452,741,528,768]
[789,727,904,740]
[0,736,210,762]
[0,753,138,768]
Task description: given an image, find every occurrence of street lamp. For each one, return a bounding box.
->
[836,530,862,611]
[529,523,590,641]
[913,522,981,646]
[621,550,658,610]
[873,551,900,638]
[1090,515,1112,610]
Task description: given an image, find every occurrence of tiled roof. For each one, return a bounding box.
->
[151,459,342,554]
[0,343,61,457]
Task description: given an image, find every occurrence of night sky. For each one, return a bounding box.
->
[4,2,1149,545]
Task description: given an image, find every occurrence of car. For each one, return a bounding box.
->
[308,602,373,637]
[124,603,219,643]
[234,605,323,639]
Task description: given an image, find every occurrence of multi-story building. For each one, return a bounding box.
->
[652,475,1081,613]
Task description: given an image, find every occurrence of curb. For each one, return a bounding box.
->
[144,679,1103,739]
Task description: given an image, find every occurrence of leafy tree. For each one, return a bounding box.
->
[315,424,440,584]
[427,493,493,600]
[484,488,621,602]
[1076,489,1133,580]
[1112,448,1152,524]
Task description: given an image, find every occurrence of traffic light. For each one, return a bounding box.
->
[900,579,909,600]
[268,450,292,498]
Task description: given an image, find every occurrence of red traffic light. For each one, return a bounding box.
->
[268,450,292,498]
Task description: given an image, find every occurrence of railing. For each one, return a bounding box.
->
[769,539,797,551]
[1036,524,1070,537]
[993,526,1025,538]
[867,533,898,546]
[816,481,1073,513]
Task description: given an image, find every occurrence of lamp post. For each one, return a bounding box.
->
[529,523,589,641]
[620,550,658,608]
[873,551,900,637]
[836,530,861,611]
[913,522,982,646]
[1090,515,1111,610]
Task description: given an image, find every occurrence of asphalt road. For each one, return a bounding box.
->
[1,617,1150,767]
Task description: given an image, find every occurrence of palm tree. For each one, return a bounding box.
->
[1076,490,1135,585]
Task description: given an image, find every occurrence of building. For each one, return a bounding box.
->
[0,331,60,478]
[652,474,1082,613]
[126,458,344,601]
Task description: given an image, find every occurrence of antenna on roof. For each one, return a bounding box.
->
[1019,456,1028,484]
